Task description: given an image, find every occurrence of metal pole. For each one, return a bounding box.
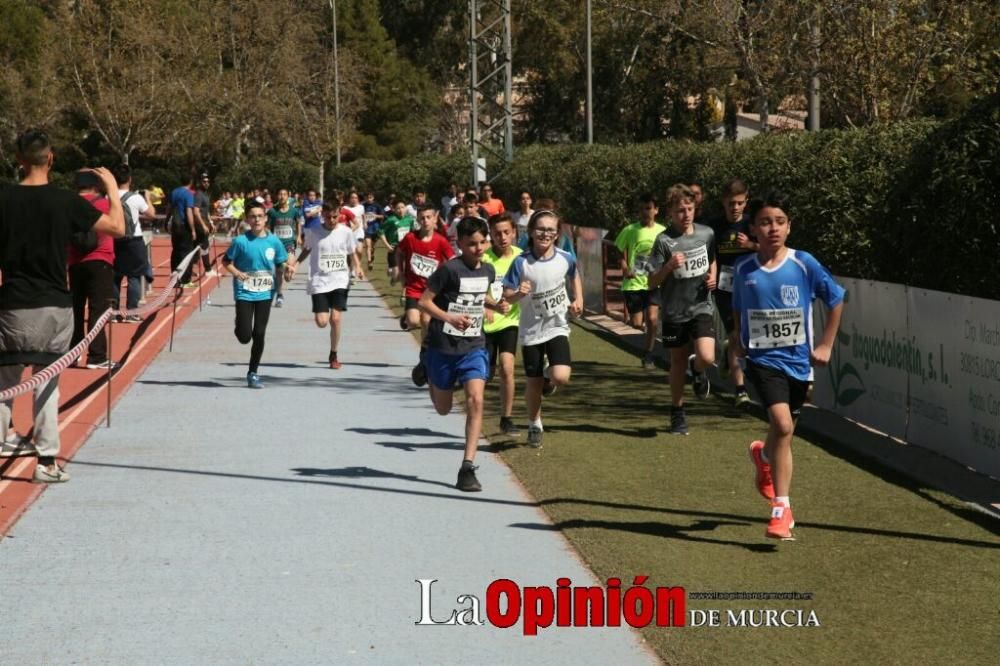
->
[503,0,513,163]
[169,287,179,352]
[198,268,204,311]
[807,20,821,131]
[106,318,113,427]
[330,0,341,166]
[585,0,593,144]
[469,0,479,186]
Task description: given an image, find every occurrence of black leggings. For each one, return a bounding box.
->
[234,299,272,373]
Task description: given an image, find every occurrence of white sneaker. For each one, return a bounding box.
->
[1,433,37,458]
[205,269,219,277]
[33,463,71,483]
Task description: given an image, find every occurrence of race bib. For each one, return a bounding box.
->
[673,245,709,279]
[397,228,409,243]
[275,225,295,240]
[632,253,652,277]
[319,253,348,273]
[718,265,735,292]
[442,297,485,338]
[242,271,274,293]
[410,253,438,278]
[490,279,504,301]
[363,213,376,223]
[748,308,806,349]
[532,284,568,317]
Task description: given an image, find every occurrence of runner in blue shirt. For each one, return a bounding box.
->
[732,191,844,540]
[222,200,294,388]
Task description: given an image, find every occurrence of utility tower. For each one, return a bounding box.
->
[468,0,513,186]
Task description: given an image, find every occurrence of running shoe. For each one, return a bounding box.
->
[688,353,711,399]
[527,425,543,448]
[542,378,557,397]
[1,433,36,458]
[86,360,120,370]
[411,362,427,388]
[455,460,482,492]
[500,417,520,437]
[181,282,196,289]
[246,372,264,389]
[205,269,219,277]
[125,314,143,323]
[33,463,70,484]
[748,440,775,501]
[329,351,342,370]
[399,315,408,331]
[669,407,689,435]
[274,294,284,308]
[734,389,751,408]
[641,353,656,370]
[766,502,795,540]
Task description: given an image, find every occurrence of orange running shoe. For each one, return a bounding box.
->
[748,440,775,501]
[766,502,795,540]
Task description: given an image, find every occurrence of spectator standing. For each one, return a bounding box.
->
[112,164,154,319]
[194,172,216,276]
[69,171,119,370]
[169,173,198,287]
[0,129,124,482]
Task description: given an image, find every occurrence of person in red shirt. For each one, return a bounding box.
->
[69,170,118,370]
[397,203,454,386]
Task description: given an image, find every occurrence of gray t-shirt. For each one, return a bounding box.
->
[650,223,716,323]
[426,257,496,355]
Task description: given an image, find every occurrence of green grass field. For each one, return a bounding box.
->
[366,257,1000,665]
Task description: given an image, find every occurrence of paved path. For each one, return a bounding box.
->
[0,277,656,664]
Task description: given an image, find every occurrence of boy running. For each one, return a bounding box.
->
[291,202,363,369]
[710,178,756,406]
[223,201,292,388]
[362,192,383,270]
[378,199,414,283]
[419,217,506,492]
[615,193,666,369]
[266,188,301,307]
[398,204,455,386]
[481,213,522,436]
[648,184,717,435]
[503,210,583,448]
[734,192,844,540]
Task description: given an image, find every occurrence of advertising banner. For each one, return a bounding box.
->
[812,279,909,439]
[906,288,1000,478]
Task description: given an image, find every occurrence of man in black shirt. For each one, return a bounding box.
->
[0,129,125,482]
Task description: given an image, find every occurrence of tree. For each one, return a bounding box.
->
[337,0,440,159]
[56,0,188,165]
[0,0,62,178]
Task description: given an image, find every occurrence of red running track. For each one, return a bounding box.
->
[0,236,229,535]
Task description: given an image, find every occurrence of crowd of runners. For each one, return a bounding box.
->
[208,179,844,541]
[0,122,844,541]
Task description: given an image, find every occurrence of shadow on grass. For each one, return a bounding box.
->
[511,518,777,553]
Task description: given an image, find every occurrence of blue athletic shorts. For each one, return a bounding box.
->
[426,347,489,390]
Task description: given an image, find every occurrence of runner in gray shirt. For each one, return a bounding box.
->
[648,184,718,435]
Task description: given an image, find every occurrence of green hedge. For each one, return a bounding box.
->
[331,117,1000,292]
[880,93,1000,299]
[329,95,1000,300]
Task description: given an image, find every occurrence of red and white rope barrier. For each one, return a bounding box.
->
[0,246,207,402]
